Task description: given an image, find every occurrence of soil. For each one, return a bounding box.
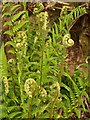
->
[66,45,88,76]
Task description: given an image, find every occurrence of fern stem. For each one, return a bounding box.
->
[8,64,16,96]
[40,49,43,87]
[50,92,58,118]
[28,91,35,120]
[37,15,44,87]
[17,61,24,105]
[22,2,26,11]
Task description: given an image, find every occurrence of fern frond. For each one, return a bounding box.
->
[5,41,15,48]
[74,107,81,118]
[75,77,84,90]
[54,22,59,36]
[8,111,22,118]
[0,43,8,78]
[60,93,72,111]
[68,6,87,30]
[10,4,21,12]
[4,21,13,26]
[2,12,11,17]
[4,30,14,36]
[77,97,86,112]
[70,90,76,106]
[2,2,10,12]
[52,28,56,44]
[11,11,26,22]
[63,72,80,97]
[61,82,71,92]
[81,90,89,101]
[61,74,76,106]
[12,20,28,33]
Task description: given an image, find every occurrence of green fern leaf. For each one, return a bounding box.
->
[8,111,22,118]
[13,21,28,33]
[61,82,76,106]
[74,10,77,19]
[8,106,20,113]
[8,49,15,54]
[2,12,11,17]
[63,72,80,97]
[60,93,72,111]
[74,107,81,118]
[4,30,13,36]
[5,41,15,48]
[54,22,59,36]
[0,43,8,78]
[10,4,21,12]
[70,91,76,106]
[0,104,8,118]
[59,18,63,32]
[32,103,49,116]
[2,3,10,12]
[52,28,56,44]
[76,77,84,89]
[75,7,79,18]
[61,82,70,92]
[11,11,26,22]
[73,83,80,97]
[81,91,89,101]
[4,21,13,26]
[78,97,86,112]
[79,7,86,14]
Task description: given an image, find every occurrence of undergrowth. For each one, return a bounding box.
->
[0,2,90,119]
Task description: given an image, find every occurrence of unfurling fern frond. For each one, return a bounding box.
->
[33,2,44,14]
[62,34,74,47]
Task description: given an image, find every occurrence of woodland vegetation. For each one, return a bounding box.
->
[0,1,90,119]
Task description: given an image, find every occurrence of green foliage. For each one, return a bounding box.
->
[0,43,8,78]
[51,5,87,44]
[0,43,9,118]
[60,69,89,118]
[2,2,90,119]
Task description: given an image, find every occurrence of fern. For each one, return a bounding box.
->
[0,43,8,78]
[51,6,87,43]
[3,3,28,36]
[10,4,21,12]
[60,67,89,118]
[68,6,87,30]
[12,20,28,33]
[2,2,89,119]
[2,3,29,119]
[0,43,8,118]
[11,11,26,22]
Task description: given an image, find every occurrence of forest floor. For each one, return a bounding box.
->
[66,45,88,76]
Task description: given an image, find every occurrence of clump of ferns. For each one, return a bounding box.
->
[51,5,87,44]
[24,78,48,118]
[59,68,90,118]
[24,77,62,118]
[2,2,28,69]
[2,3,28,67]
[2,2,89,118]
[49,8,88,118]
[2,1,29,107]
